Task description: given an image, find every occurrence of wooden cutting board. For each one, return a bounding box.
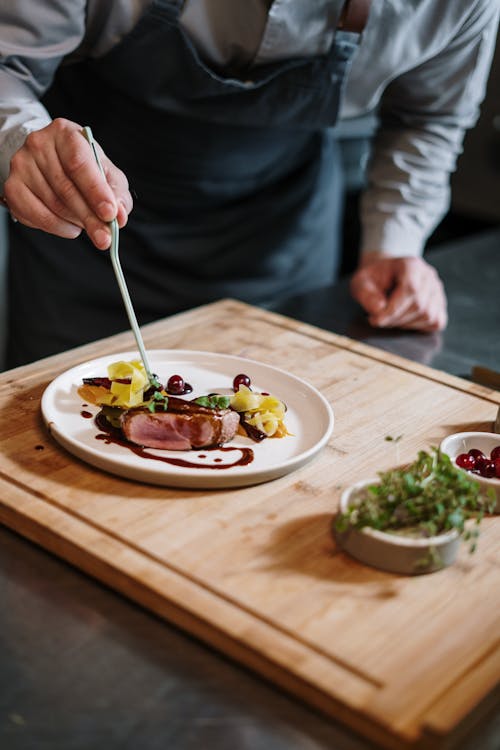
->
[1,299,499,749]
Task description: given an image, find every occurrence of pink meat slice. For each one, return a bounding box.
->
[120,400,240,450]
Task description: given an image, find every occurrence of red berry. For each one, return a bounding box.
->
[495,457,500,479]
[468,448,485,460]
[456,453,476,470]
[490,446,500,462]
[481,461,496,479]
[233,373,251,392]
[476,458,488,474]
[167,374,185,394]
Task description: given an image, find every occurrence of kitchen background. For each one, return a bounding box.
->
[1,31,499,370]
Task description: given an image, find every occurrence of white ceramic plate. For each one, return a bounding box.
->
[41,350,334,488]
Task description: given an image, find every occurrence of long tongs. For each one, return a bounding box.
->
[81,126,155,385]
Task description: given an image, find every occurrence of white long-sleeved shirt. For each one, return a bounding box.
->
[0,0,498,257]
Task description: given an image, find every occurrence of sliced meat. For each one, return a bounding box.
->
[120,401,240,450]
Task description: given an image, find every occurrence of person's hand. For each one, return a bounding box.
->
[3,118,133,249]
[350,253,447,332]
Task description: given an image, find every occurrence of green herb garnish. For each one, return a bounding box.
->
[100,405,125,428]
[194,394,231,409]
[149,374,162,389]
[335,447,496,552]
[147,391,169,413]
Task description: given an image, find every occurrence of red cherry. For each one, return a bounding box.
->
[456,453,476,470]
[477,458,490,474]
[468,448,485,460]
[490,446,500,462]
[167,374,185,394]
[481,461,496,479]
[494,457,500,479]
[233,373,251,392]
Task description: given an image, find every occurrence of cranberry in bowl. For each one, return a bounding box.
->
[440,432,500,512]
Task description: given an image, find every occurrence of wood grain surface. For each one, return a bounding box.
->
[1,299,499,749]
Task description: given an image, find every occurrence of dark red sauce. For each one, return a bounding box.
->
[166,382,193,396]
[240,418,267,442]
[94,411,253,469]
[80,410,93,419]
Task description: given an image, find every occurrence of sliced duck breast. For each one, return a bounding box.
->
[120,398,240,450]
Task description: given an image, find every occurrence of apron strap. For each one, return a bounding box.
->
[337,0,372,33]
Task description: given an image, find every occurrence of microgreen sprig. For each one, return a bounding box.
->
[147,390,169,413]
[336,447,495,552]
[194,394,231,409]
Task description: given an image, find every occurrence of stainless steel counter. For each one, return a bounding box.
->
[1,229,500,750]
[273,228,500,379]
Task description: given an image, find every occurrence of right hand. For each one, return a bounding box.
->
[3,118,133,249]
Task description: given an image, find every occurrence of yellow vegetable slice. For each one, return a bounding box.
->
[259,395,286,419]
[232,385,288,438]
[97,360,149,408]
[246,411,279,437]
[230,385,262,412]
[77,384,110,406]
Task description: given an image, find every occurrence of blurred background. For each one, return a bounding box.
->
[0,207,6,367]
[1,30,499,371]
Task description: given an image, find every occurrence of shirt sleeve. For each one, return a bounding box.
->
[360,3,500,258]
[0,0,87,192]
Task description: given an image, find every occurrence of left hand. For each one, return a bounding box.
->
[350,253,448,332]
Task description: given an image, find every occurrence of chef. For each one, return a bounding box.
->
[1,0,498,366]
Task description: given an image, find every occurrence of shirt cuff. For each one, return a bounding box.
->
[0,103,52,193]
[360,218,426,259]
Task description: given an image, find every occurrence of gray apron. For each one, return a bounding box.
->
[7,0,363,366]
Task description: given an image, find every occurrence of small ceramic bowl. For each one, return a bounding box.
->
[333,478,460,575]
[439,431,500,513]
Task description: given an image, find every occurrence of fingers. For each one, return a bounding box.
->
[4,156,82,237]
[350,272,388,316]
[8,180,83,238]
[38,123,113,248]
[351,256,448,333]
[54,122,118,217]
[371,298,444,332]
[4,118,133,248]
[102,149,133,228]
[390,294,448,332]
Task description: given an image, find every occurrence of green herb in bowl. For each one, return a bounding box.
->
[334,447,496,574]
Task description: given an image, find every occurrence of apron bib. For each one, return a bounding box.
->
[7,0,364,366]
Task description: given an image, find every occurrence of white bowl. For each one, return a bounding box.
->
[439,431,500,513]
[333,478,460,575]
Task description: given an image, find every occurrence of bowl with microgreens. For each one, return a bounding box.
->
[440,432,500,512]
[333,447,495,575]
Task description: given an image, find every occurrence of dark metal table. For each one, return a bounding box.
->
[1,230,500,750]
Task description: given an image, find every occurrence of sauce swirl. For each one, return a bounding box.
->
[93,411,253,470]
